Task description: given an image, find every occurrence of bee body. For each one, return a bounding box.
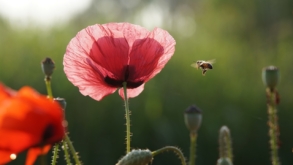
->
[191,59,215,76]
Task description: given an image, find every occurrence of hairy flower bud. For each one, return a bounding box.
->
[219,126,233,162]
[116,149,153,165]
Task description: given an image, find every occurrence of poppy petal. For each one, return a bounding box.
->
[87,24,129,79]
[78,81,117,101]
[0,83,15,102]
[64,55,117,101]
[128,27,176,82]
[15,87,65,143]
[103,22,150,48]
[25,145,51,165]
[0,84,65,164]
[146,28,176,81]
[118,84,145,99]
[0,151,15,164]
[0,130,37,155]
[64,24,127,100]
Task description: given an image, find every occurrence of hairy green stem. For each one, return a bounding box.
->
[64,134,82,165]
[62,140,72,165]
[189,132,197,165]
[152,146,186,165]
[123,82,131,153]
[267,88,280,165]
[51,144,59,165]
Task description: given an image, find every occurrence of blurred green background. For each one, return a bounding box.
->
[1,0,293,164]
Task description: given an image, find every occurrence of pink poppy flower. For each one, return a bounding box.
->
[63,22,176,101]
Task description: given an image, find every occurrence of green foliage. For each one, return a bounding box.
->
[1,0,293,164]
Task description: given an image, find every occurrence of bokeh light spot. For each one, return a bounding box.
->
[10,153,17,160]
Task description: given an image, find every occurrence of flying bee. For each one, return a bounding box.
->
[191,59,216,75]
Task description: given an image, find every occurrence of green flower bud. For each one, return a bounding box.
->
[116,149,153,165]
[41,57,55,77]
[219,126,233,162]
[184,105,202,133]
[54,97,67,110]
[217,157,233,165]
[262,66,279,90]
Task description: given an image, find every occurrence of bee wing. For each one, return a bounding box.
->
[206,59,216,64]
[190,62,199,69]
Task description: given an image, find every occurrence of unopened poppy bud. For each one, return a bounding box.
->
[219,126,233,161]
[184,104,202,133]
[217,157,233,165]
[262,66,279,90]
[116,149,153,165]
[41,57,55,77]
[54,97,67,110]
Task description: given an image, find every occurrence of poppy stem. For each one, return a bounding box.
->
[51,144,59,165]
[123,82,131,153]
[64,133,82,165]
[45,78,53,99]
[152,146,186,165]
[266,88,280,165]
[189,132,197,165]
[62,140,72,165]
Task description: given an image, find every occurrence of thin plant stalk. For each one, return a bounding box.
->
[45,78,53,99]
[189,132,197,165]
[267,88,280,165]
[62,140,72,165]
[51,144,59,165]
[123,82,131,153]
[64,134,82,165]
[152,146,187,165]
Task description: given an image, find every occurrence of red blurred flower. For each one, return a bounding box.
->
[0,83,65,165]
[64,22,176,101]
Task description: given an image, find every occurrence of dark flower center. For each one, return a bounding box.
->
[42,124,54,141]
[104,65,143,88]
